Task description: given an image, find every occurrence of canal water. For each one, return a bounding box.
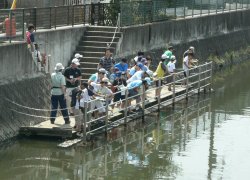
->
[1,63,250,180]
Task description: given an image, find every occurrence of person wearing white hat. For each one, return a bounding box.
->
[63,58,82,115]
[75,53,83,59]
[50,63,70,124]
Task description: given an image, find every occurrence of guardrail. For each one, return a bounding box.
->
[80,61,212,140]
[0,3,118,42]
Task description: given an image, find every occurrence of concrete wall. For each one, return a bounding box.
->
[0,42,37,82]
[35,26,86,73]
[117,9,250,63]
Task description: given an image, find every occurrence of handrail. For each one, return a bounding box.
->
[107,12,121,48]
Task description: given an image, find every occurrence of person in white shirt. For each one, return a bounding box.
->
[127,63,145,84]
[167,56,176,91]
[183,52,194,85]
[91,78,113,117]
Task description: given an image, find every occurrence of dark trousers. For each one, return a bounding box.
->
[50,94,69,123]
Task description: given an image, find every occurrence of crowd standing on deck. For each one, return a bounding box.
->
[48,45,197,133]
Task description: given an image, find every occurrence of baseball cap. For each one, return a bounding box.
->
[72,58,80,66]
[98,68,106,74]
[170,55,176,61]
[101,77,109,83]
[161,54,168,60]
[75,53,83,59]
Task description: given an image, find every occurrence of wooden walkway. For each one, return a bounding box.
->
[19,85,188,138]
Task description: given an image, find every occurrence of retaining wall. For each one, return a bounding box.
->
[117,9,250,65]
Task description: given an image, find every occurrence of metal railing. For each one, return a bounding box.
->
[120,0,250,26]
[0,3,118,42]
[79,61,213,140]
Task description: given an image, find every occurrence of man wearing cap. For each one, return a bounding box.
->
[127,77,151,112]
[63,58,82,115]
[154,54,168,98]
[50,63,70,124]
[98,48,115,77]
[90,78,113,117]
[164,46,174,63]
[88,68,107,85]
[127,63,145,84]
[167,56,176,91]
[114,58,128,77]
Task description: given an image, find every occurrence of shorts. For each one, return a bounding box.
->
[128,89,139,100]
[114,92,125,102]
[155,80,163,87]
[166,74,173,83]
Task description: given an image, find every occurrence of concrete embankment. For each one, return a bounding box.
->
[117,9,250,68]
[1,9,250,143]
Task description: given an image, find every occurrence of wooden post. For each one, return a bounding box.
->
[172,73,176,106]
[124,89,128,126]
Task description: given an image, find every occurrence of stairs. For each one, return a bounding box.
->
[74,26,122,81]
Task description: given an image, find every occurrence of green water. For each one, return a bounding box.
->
[1,63,250,180]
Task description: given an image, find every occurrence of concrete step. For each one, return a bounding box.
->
[80,67,97,74]
[81,72,92,80]
[80,57,100,63]
[75,51,104,58]
[79,41,117,47]
[87,26,118,32]
[80,61,98,68]
[85,31,122,37]
[83,36,120,42]
[76,46,115,52]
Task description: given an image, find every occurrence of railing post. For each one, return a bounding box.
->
[157,79,161,111]
[208,0,211,14]
[49,7,52,29]
[72,5,75,27]
[172,74,176,106]
[105,98,109,132]
[124,89,128,126]
[34,7,37,31]
[200,0,202,16]
[9,10,12,43]
[236,0,238,10]
[54,6,57,29]
[67,6,70,25]
[184,0,186,18]
[22,9,25,40]
[209,62,213,92]
[198,65,201,95]
[216,0,218,14]
[174,0,177,18]
[84,101,88,141]
[192,0,194,17]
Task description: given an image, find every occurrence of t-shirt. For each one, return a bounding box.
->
[167,61,176,73]
[75,88,92,109]
[90,82,112,96]
[164,50,172,61]
[115,63,128,73]
[63,67,81,88]
[127,80,142,89]
[129,67,136,76]
[183,56,189,72]
[51,72,66,95]
[127,70,144,84]
[26,31,34,44]
[99,56,115,72]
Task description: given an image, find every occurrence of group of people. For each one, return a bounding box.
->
[50,46,197,133]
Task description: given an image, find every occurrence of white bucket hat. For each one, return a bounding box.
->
[75,53,83,59]
[55,63,64,71]
[72,58,80,66]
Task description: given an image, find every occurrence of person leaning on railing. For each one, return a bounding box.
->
[26,24,35,52]
[166,56,176,91]
[154,54,168,99]
[183,52,195,85]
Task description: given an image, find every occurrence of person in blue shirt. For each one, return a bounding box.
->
[115,58,128,77]
[127,77,151,112]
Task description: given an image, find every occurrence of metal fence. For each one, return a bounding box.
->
[120,0,250,26]
[80,62,213,141]
[0,3,118,42]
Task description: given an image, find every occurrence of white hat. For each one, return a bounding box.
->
[98,68,106,74]
[55,63,64,71]
[133,56,138,62]
[161,54,168,60]
[101,77,109,83]
[72,58,80,66]
[170,55,176,60]
[75,53,83,59]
